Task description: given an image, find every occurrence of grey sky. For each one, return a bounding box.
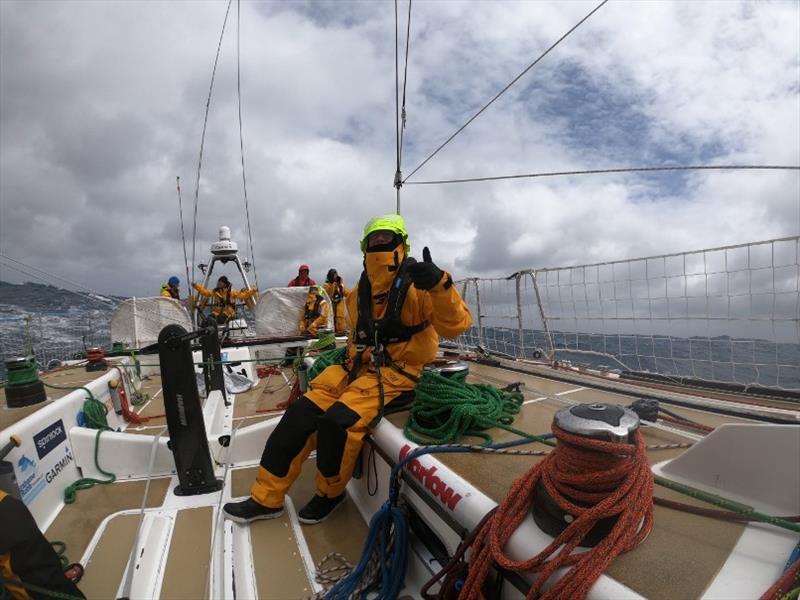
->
[1,0,798,299]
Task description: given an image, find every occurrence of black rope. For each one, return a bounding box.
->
[237,0,259,289]
[176,176,191,291]
[403,0,608,183]
[398,0,412,164]
[191,0,233,290]
[404,164,800,185]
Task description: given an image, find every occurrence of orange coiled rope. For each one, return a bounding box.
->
[86,347,106,363]
[460,423,654,600]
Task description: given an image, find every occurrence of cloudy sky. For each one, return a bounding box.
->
[1,0,798,299]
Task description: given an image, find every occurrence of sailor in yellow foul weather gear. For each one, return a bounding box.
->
[192,276,257,325]
[223,214,472,525]
[160,276,181,299]
[299,285,331,336]
[0,490,85,599]
[323,269,349,334]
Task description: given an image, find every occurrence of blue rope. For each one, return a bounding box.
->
[324,502,408,599]
[388,434,553,504]
[786,542,800,571]
[325,434,553,599]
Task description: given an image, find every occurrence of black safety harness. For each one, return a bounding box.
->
[348,258,431,426]
[213,286,233,310]
[329,282,345,306]
[304,293,323,322]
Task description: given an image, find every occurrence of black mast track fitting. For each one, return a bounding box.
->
[200,317,229,407]
[158,324,223,497]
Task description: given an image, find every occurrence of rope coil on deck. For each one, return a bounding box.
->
[458,423,654,600]
[39,382,118,504]
[406,370,525,445]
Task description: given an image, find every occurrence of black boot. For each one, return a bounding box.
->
[297,494,346,524]
[223,498,284,524]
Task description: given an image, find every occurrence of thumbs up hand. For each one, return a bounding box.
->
[407,246,445,290]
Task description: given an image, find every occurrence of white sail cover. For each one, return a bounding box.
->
[110,297,193,348]
[254,287,334,337]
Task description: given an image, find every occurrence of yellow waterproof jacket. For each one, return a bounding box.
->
[192,283,256,318]
[299,290,330,336]
[323,280,350,334]
[160,285,179,299]
[339,271,472,380]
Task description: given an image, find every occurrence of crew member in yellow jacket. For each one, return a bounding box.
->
[192,276,257,325]
[323,269,349,334]
[159,276,181,300]
[299,285,330,336]
[223,214,472,525]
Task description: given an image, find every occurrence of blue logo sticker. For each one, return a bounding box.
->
[18,455,36,472]
[33,419,67,459]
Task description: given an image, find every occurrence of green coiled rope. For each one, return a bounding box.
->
[41,382,117,504]
[308,347,347,381]
[305,351,534,446]
[404,370,528,446]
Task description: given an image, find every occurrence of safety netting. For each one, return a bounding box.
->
[110,297,193,348]
[454,236,800,391]
[253,287,334,337]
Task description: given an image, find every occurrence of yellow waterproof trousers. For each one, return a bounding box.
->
[250,364,415,508]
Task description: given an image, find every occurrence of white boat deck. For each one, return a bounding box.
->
[1,349,798,599]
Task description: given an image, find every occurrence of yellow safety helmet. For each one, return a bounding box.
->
[360,214,410,254]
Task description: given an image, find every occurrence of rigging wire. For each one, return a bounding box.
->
[404,164,800,185]
[0,254,117,306]
[398,0,412,170]
[237,0,259,290]
[191,0,234,291]
[394,0,413,213]
[394,0,401,213]
[394,0,400,173]
[0,251,206,335]
[402,0,608,184]
[176,176,192,292]
[0,261,114,310]
[0,258,192,334]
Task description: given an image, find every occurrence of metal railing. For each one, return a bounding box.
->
[0,313,112,378]
[454,236,800,391]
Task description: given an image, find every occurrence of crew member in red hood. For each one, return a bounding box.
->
[224,214,472,525]
[288,264,316,287]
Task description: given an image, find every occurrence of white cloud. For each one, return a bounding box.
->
[0,0,797,300]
